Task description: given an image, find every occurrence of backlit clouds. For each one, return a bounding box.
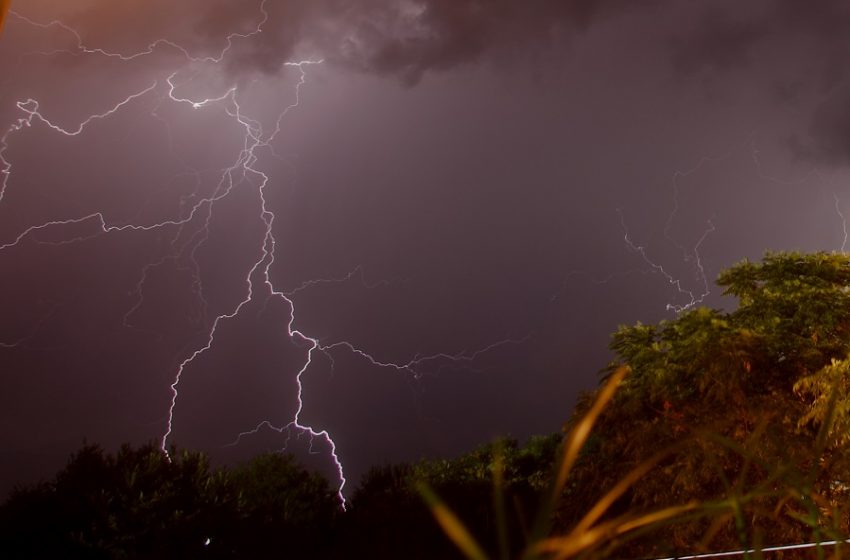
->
[56,0,650,83]
[6,0,850,499]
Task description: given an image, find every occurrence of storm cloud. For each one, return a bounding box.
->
[668,0,850,162]
[5,0,850,500]
[49,0,850,161]
[58,0,653,82]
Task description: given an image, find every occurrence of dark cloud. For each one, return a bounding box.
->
[63,0,652,83]
[7,0,850,501]
[663,0,850,163]
[670,1,850,76]
[670,8,767,76]
[324,0,654,84]
[796,86,850,165]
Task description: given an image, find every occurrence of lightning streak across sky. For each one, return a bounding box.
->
[8,0,850,526]
[834,192,847,253]
[0,3,530,507]
[614,138,850,314]
[618,207,715,314]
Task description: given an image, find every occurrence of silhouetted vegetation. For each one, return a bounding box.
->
[341,435,560,559]
[420,252,850,559]
[0,436,560,559]
[0,443,338,559]
[8,251,850,558]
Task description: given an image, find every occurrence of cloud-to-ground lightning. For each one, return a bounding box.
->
[618,206,715,313]
[614,138,842,315]
[552,153,728,313]
[614,135,850,314]
[608,150,738,314]
[1,4,531,509]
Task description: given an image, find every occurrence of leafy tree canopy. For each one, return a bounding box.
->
[342,434,561,559]
[561,251,850,555]
[11,252,850,558]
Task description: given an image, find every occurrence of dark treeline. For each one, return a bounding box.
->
[0,435,560,559]
[9,252,850,558]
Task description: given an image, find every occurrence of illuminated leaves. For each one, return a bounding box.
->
[561,251,850,554]
[795,357,850,447]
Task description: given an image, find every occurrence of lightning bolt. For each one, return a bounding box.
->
[8,1,269,64]
[1,5,530,509]
[618,207,715,314]
[1,84,159,210]
[616,134,849,313]
[549,152,722,314]
[597,146,746,315]
[283,265,407,297]
[834,192,847,253]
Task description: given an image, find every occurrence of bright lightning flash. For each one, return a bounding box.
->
[0,3,529,509]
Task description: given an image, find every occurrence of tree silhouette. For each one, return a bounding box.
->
[0,444,337,559]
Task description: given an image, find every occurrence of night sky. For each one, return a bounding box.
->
[3,0,850,500]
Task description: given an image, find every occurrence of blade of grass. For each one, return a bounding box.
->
[554,366,629,498]
[532,502,698,559]
[570,448,672,535]
[419,482,490,560]
[492,444,510,560]
[527,366,629,549]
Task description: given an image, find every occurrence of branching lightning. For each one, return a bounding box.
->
[283,265,406,297]
[611,152,732,314]
[0,3,530,508]
[9,1,270,64]
[618,207,715,314]
[615,136,850,313]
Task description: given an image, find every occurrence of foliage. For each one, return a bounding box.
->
[422,367,705,560]
[556,251,850,556]
[420,252,850,560]
[10,251,850,558]
[227,451,338,558]
[338,434,561,559]
[0,436,558,560]
[0,443,338,559]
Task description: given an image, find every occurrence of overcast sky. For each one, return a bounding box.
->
[3,0,850,498]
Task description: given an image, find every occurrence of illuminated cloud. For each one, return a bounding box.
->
[60,0,653,83]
